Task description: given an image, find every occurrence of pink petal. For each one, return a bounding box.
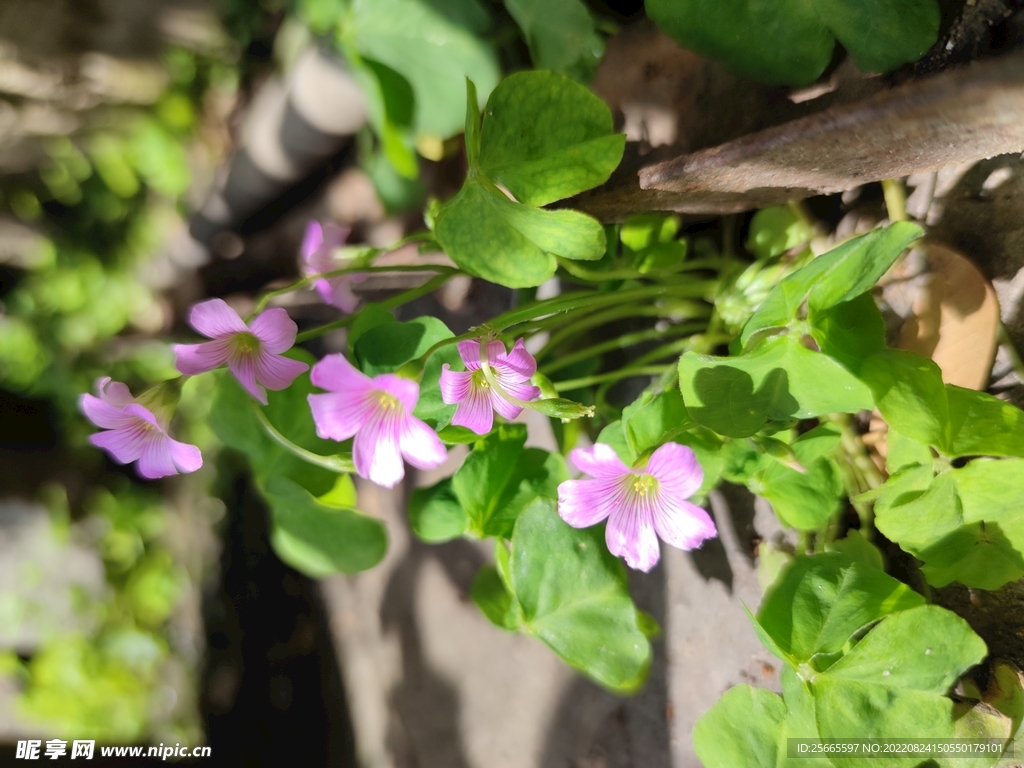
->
[557,477,619,528]
[457,340,482,371]
[498,338,537,378]
[496,375,540,403]
[322,222,349,250]
[81,394,135,430]
[646,442,703,499]
[314,278,333,303]
[606,500,661,572]
[300,220,324,264]
[96,378,134,407]
[654,499,717,552]
[173,338,233,376]
[485,340,507,366]
[399,414,448,470]
[229,353,266,405]
[440,366,472,404]
[122,403,161,428]
[137,434,179,479]
[250,308,298,354]
[310,353,373,395]
[169,438,203,474]
[189,298,247,339]
[353,410,405,488]
[569,443,630,479]
[372,374,419,415]
[321,277,360,313]
[308,391,376,442]
[452,385,495,434]
[488,389,522,422]
[90,423,147,465]
[307,250,334,277]
[255,351,308,391]
[303,221,351,280]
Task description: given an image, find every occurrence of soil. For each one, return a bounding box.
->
[935,582,1024,671]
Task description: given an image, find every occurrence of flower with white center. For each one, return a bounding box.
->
[173,299,308,405]
[557,442,716,571]
[439,339,541,434]
[80,377,202,479]
[307,353,447,488]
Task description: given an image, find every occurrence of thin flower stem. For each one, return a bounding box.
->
[555,256,723,283]
[295,272,454,343]
[401,289,708,373]
[252,402,354,473]
[489,281,717,334]
[631,332,732,368]
[787,200,817,230]
[654,365,680,392]
[825,413,886,538]
[881,179,908,222]
[537,303,710,359]
[591,333,729,406]
[295,311,358,342]
[540,322,705,375]
[415,330,480,366]
[249,264,460,318]
[797,530,813,556]
[246,228,439,319]
[510,306,649,348]
[552,365,672,393]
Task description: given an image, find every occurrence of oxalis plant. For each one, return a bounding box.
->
[78,69,1024,763]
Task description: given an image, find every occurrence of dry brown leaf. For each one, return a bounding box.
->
[898,243,1000,391]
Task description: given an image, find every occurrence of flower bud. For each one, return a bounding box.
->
[530,371,559,400]
[527,397,595,421]
[751,435,806,473]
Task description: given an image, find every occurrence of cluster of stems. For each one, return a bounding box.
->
[251,233,724,398]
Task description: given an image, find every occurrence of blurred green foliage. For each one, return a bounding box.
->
[2,484,192,743]
[0,31,239,746]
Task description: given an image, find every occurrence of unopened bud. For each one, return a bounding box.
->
[751,435,806,473]
[527,397,595,421]
[424,198,442,232]
[530,371,559,400]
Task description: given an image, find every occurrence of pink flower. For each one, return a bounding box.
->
[439,339,541,435]
[307,353,447,488]
[80,377,202,480]
[557,442,716,572]
[301,220,366,313]
[173,299,308,405]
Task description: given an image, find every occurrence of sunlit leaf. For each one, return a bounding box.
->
[646,0,939,86]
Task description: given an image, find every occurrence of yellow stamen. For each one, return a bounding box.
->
[233,331,260,354]
[632,475,658,496]
[377,392,400,410]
